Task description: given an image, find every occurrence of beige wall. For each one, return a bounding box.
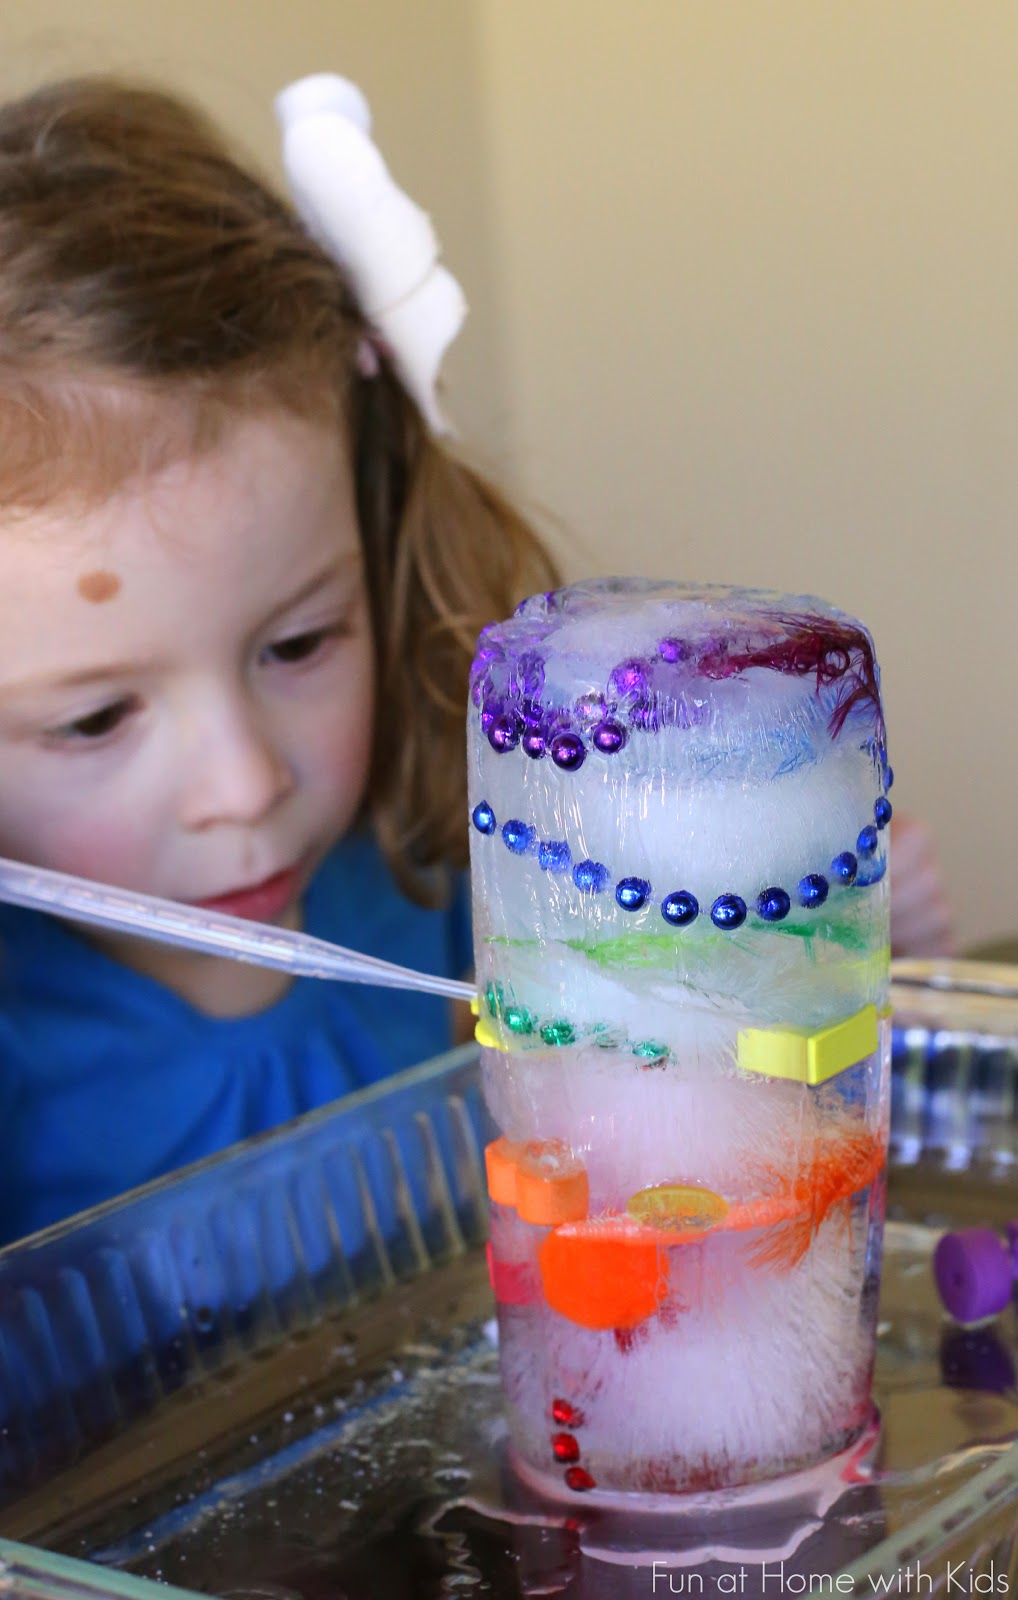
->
[2,3,1014,946]
[476,2,1018,950]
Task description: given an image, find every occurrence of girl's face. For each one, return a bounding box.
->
[0,410,375,1011]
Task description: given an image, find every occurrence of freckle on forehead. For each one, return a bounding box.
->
[77,570,122,604]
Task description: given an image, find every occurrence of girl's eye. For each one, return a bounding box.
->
[49,698,136,743]
[264,627,337,666]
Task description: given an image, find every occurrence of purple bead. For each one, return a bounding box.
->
[487,711,522,753]
[592,719,627,755]
[1007,1221,1018,1274]
[550,732,586,771]
[934,1229,1014,1323]
[480,695,503,733]
[609,658,647,701]
[522,727,547,759]
[658,636,688,663]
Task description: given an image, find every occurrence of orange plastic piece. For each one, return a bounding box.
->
[626,1182,729,1240]
[539,1218,668,1330]
[515,1140,590,1226]
[485,1138,523,1207]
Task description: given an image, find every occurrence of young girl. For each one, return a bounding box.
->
[0,74,556,1245]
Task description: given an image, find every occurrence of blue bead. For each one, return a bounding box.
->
[856,855,888,887]
[471,801,496,835]
[502,819,535,855]
[616,876,651,912]
[831,850,858,885]
[798,873,829,909]
[661,890,699,927]
[874,796,892,830]
[857,824,878,857]
[756,886,791,922]
[885,766,894,791]
[538,839,572,873]
[573,859,610,893]
[711,894,747,930]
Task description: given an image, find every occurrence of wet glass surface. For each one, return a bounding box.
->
[23,1206,1018,1600]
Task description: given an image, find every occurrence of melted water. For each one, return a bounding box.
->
[55,1225,1018,1600]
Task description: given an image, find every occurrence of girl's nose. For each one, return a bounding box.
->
[178,703,295,830]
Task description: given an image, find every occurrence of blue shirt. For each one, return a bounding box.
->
[0,832,472,1246]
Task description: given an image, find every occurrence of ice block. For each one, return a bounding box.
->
[468,579,891,1498]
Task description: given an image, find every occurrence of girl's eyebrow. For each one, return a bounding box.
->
[0,659,145,698]
[258,551,362,631]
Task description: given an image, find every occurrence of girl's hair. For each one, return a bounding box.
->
[0,77,558,903]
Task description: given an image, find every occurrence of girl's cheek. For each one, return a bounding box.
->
[0,791,155,888]
[314,682,375,795]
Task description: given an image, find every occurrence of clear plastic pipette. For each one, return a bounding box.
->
[0,856,475,1003]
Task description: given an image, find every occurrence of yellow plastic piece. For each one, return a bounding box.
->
[470,995,480,1016]
[475,1016,505,1050]
[737,1004,879,1086]
[626,1182,729,1234]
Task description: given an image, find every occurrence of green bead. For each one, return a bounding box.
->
[485,981,507,1019]
[633,1039,668,1060]
[540,1019,576,1047]
[504,1005,535,1035]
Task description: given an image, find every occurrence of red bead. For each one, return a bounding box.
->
[565,1466,596,1492]
[551,1432,580,1464]
[614,1325,648,1354]
[551,1397,584,1427]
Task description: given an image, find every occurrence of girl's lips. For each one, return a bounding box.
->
[194,865,301,922]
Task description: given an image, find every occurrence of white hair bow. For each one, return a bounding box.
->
[275,73,466,435]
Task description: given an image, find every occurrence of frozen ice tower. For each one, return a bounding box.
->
[468,580,891,1498]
